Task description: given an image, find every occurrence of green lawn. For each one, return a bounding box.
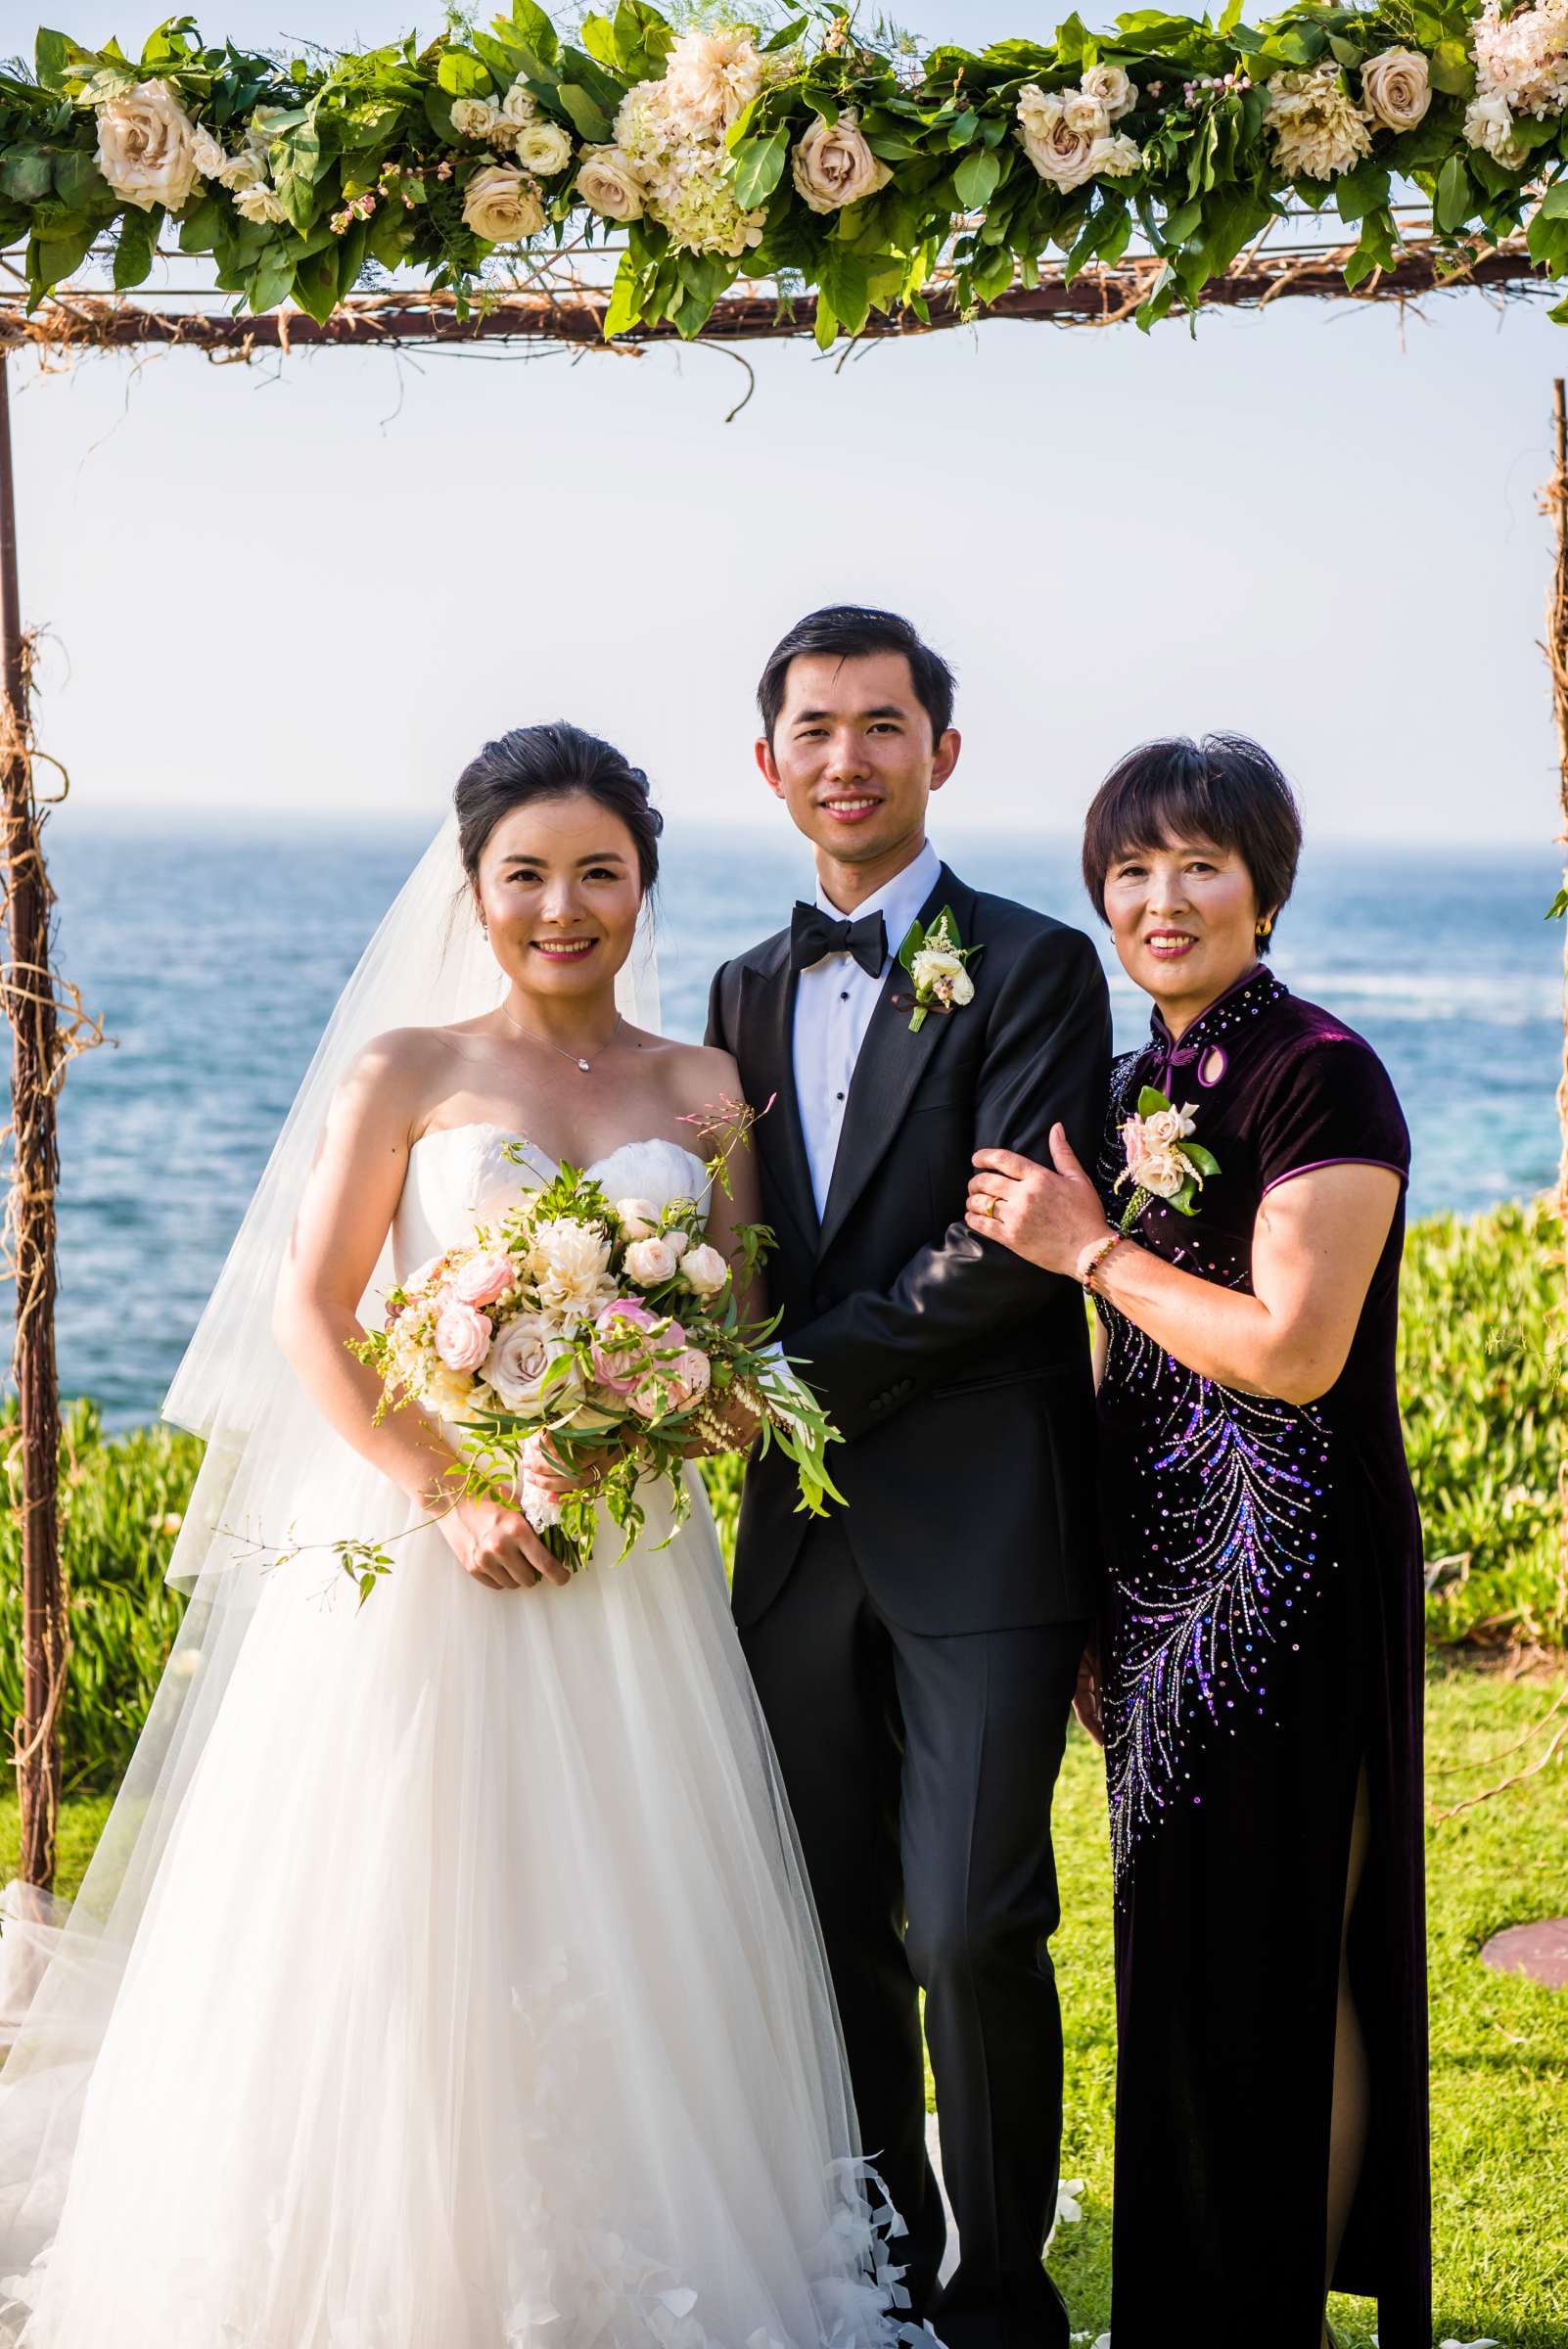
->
[5,1659,1561,2346]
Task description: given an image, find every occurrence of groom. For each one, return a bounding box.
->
[707,608,1111,2349]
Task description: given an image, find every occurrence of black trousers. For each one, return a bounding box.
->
[739,1516,1088,2349]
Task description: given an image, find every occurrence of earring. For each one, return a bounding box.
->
[1256,915,1273,940]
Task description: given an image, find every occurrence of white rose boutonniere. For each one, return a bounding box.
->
[1113,1086,1221,1228]
[896,907,984,1034]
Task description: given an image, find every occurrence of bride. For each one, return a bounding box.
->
[0,723,917,2348]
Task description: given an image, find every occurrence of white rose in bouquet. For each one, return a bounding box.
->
[462,163,546,243]
[679,1242,730,1300]
[233,182,289,225]
[1360,48,1432,132]
[576,146,645,221]
[190,126,227,181]
[1015,85,1102,192]
[96,78,202,212]
[217,147,268,192]
[1463,87,1524,161]
[791,110,894,214]
[500,79,539,127]
[1063,90,1112,139]
[451,96,504,140]
[513,115,574,176]
[1142,1103,1198,1149]
[485,1313,583,1413]
[613,1197,663,1241]
[663,1228,691,1260]
[1081,64,1137,120]
[624,1235,681,1287]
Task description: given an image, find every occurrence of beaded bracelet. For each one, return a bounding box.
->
[1081,1231,1128,1294]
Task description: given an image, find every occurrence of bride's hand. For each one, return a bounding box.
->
[439,1493,571,1590]
[966,1126,1114,1278]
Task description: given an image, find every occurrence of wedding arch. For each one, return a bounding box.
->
[2,0,1567,1887]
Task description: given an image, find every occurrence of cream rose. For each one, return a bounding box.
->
[426,1363,479,1422]
[1136,1146,1187,1200]
[576,145,645,221]
[1080,64,1137,120]
[462,163,546,243]
[1064,89,1112,139]
[1086,131,1141,180]
[1142,1103,1198,1149]
[663,1228,691,1261]
[791,109,894,214]
[512,115,574,176]
[1015,85,1101,192]
[484,1313,582,1413]
[233,182,289,225]
[679,1242,730,1300]
[662,26,767,134]
[96,78,202,213]
[624,1235,681,1287]
[613,1197,663,1241]
[500,79,539,127]
[190,126,227,182]
[451,95,504,140]
[217,147,268,193]
[1360,47,1432,132]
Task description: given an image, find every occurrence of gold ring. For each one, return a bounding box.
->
[985,1196,998,1220]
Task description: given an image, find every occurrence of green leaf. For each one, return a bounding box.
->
[953,146,1002,209]
[555,80,614,143]
[1183,1143,1222,1177]
[498,0,560,71]
[898,917,926,973]
[29,219,96,293]
[1434,155,1474,233]
[34,28,76,89]
[578,12,619,69]
[292,245,340,324]
[438,48,493,98]
[270,118,324,236]
[1217,0,1244,33]
[113,203,160,288]
[1546,887,1568,921]
[1428,38,1474,97]
[602,249,642,338]
[764,14,807,50]
[249,245,295,310]
[53,148,106,213]
[732,123,792,209]
[0,148,57,207]
[1135,1085,1173,1117]
[1334,159,1389,224]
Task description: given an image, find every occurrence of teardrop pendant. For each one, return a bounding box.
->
[577,1057,591,1073]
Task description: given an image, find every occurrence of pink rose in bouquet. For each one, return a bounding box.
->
[435,1300,493,1373]
[451,1250,516,1309]
[590,1297,662,1395]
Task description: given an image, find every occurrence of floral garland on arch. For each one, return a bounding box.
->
[4,2,1568,343]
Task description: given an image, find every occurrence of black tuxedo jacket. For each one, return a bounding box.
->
[707,863,1112,1635]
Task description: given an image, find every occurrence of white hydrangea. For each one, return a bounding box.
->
[614,79,765,257]
[1471,0,1568,120]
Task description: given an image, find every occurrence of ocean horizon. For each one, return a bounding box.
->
[46,813,1565,1431]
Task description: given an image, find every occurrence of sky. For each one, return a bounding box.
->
[11,0,1568,849]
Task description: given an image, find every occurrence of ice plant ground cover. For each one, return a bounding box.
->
[13,1662,1564,2346]
[8,0,1568,342]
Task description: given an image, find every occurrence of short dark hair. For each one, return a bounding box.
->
[453,720,664,895]
[1081,734,1302,954]
[757,606,956,746]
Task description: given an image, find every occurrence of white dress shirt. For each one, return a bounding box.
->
[792,839,943,1217]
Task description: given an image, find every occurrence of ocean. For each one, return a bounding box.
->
[43,816,1565,1432]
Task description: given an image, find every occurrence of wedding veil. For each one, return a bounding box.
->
[0,811,661,2264]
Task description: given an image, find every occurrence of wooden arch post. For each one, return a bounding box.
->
[0,352,66,1891]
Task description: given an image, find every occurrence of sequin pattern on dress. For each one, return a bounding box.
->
[1095,1038,1337,1894]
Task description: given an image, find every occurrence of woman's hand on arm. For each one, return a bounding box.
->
[967,1132,1401,1406]
[270,1032,569,1590]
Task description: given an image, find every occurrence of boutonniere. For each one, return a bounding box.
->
[895,907,984,1034]
[1113,1088,1222,1230]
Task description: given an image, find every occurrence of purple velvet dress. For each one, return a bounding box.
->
[1092,964,1431,2349]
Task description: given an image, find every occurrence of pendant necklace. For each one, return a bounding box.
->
[498,1003,623,1075]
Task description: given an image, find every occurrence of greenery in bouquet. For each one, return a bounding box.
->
[7,0,1568,343]
[347,1109,843,1594]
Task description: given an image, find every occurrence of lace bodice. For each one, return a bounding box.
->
[392,1124,713,1278]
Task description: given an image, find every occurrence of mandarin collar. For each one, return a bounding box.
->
[1148,962,1289,1092]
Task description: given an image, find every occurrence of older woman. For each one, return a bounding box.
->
[965,737,1429,2349]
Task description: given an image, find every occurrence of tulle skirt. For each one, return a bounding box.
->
[0,1465,911,2349]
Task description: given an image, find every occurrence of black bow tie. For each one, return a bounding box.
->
[789,901,888,982]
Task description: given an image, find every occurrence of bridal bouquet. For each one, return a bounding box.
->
[348,1109,842,1590]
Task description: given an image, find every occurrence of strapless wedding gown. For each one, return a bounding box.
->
[0,1130,911,2349]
